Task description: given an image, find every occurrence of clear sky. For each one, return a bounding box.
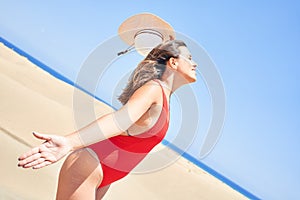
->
[1,0,300,199]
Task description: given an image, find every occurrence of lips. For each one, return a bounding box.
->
[191,68,197,76]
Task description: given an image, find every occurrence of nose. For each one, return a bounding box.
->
[192,60,197,68]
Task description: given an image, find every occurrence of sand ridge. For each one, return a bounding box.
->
[0,43,247,199]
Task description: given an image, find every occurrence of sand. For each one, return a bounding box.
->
[0,42,248,199]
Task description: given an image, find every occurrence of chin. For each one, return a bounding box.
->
[188,76,197,83]
[179,74,197,84]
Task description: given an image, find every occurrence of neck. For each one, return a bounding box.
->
[160,70,189,95]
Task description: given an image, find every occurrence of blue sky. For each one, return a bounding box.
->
[1,1,300,199]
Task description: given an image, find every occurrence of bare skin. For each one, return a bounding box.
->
[18,46,197,199]
[56,81,169,200]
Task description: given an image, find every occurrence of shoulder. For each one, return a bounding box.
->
[129,80,162,103]
[143,79,161,89]
[138,79,161,94]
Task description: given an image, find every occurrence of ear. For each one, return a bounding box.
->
[168,57,178,70]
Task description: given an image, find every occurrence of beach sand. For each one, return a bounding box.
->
[0,42,248,200]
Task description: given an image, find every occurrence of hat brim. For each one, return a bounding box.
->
[118,13,175,46]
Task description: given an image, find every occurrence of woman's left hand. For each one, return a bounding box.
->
[18,132,72,169]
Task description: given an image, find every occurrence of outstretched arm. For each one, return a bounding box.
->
[18,81,161,169]
[66,81,161,149]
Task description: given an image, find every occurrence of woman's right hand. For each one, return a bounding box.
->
[18,132,73,169]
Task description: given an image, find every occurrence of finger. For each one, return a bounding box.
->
[23,157,45,168]
[18,146,40,161]
[18,152,41,167]
[32,161,52,169]
[32,132,52,141]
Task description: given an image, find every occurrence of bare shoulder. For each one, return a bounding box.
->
[129,80,162,104]
[143,79,161,89]
[138,80,162,95]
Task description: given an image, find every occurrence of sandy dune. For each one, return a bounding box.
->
[0,42,247,199]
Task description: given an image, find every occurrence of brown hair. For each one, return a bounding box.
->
[118,40,186,105]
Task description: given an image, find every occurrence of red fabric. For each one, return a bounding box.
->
[88,80,170,188]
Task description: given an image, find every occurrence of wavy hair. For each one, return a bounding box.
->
[118,40,186,105]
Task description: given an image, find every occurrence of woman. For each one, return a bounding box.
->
[18,40,197,199]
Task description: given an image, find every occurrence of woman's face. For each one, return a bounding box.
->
[176,46,198,83]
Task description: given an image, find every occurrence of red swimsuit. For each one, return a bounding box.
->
[88,80,170,187]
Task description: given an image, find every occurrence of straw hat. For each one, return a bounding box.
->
[118,13,175,56]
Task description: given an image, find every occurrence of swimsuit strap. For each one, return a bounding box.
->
[152,79,168,109]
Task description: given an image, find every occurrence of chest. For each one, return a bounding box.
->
[128,103,162,135]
